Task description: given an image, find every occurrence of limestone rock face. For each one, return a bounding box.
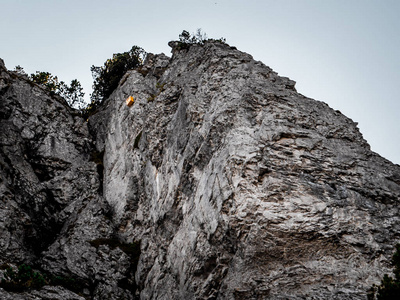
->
[0,62,136,299]
[1,40,400,299]
[90,41,400,299]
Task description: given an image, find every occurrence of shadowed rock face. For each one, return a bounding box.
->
[0,59,136,299]
[1,41,400,299]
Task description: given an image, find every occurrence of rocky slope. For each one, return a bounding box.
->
[0,59,137,299]
[1,40,400,299]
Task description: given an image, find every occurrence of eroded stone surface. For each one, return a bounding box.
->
[91,41,400,299]
[0,62,136,299]
[1,40,400,299]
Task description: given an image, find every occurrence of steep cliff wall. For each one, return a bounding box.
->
[0,59,137,299]
[90,41,400,299]
[0,40,400,300]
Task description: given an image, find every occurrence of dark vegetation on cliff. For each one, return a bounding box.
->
[369,244,400,299]
[11,30,217,119]
[89,46,146,108]
[174,29,226,50]
[13,29,223,117]
[14,67,86,110]
[0,263,86,294]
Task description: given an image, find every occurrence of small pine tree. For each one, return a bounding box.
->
[14,65,26,75]
[58,79,85,109]
[175,29,226,50]
[90,46,146,107]
[30,71,59,93]
[29,71,85,109]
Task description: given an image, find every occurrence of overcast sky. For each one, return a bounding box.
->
[1,0,399,164]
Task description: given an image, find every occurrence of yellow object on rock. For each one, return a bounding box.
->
[126,96,134,107]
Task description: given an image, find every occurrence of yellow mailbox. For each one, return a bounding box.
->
[126,96,134,107]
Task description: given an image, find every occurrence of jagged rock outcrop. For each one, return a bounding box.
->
[90,41,400,299]
[1,39,400,300]
[0,59,137,299]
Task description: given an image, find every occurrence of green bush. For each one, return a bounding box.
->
[29,71,85,109]
[0,263,87,294]
[58,79,85,109]
[90,46,146,107]
[0,264,45,292]
[175,29,226,50]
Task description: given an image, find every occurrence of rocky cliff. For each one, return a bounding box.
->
[0,41,399,299]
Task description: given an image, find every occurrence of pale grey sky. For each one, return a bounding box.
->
[1,0,399,164]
